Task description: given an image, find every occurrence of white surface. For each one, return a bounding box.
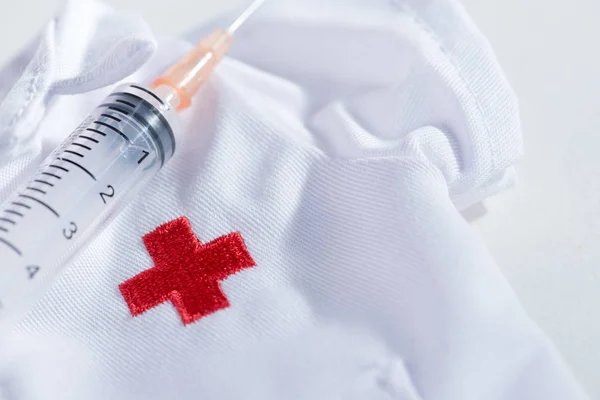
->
[0,0,597,397]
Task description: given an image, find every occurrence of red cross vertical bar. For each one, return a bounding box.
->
[119,217,256,325]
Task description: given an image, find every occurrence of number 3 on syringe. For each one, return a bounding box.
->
[63,222,78,240]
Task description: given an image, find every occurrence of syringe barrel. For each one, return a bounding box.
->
[0,83,179,335]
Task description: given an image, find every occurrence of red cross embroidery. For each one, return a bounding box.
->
[119,217,256,325]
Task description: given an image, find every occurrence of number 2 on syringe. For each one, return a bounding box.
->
[100,185,115,204]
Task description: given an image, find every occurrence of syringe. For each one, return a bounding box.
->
[0,0,266,336]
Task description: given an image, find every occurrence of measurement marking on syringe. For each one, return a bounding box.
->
[34,179,54,187]
[0,238,21,256]
[79,135,99,144]
[105,106,130,116]
[48,164,69,173]
[63,150,84,158]
[57,158,96,181]
[41,172,62,180]
[86,128,106,137]
[18,194,60,217]
[4,210,24,218]
[26,187,47,195]
[94,121,131,143]
[11,202,31,209]
[0,217,16,225]
[130,84,165,106]
[115,99,136,108]
[101,113,121,123]
[72,143,92,151]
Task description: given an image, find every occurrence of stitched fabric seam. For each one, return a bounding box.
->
[398,2,496,177]
[1,73,42,137]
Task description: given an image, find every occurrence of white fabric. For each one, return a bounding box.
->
[0,0,589,399]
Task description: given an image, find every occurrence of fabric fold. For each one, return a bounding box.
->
[0,0,156,155]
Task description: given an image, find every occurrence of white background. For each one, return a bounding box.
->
[1,0,599,397]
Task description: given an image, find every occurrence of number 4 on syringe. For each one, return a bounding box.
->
[26,265,40,280]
